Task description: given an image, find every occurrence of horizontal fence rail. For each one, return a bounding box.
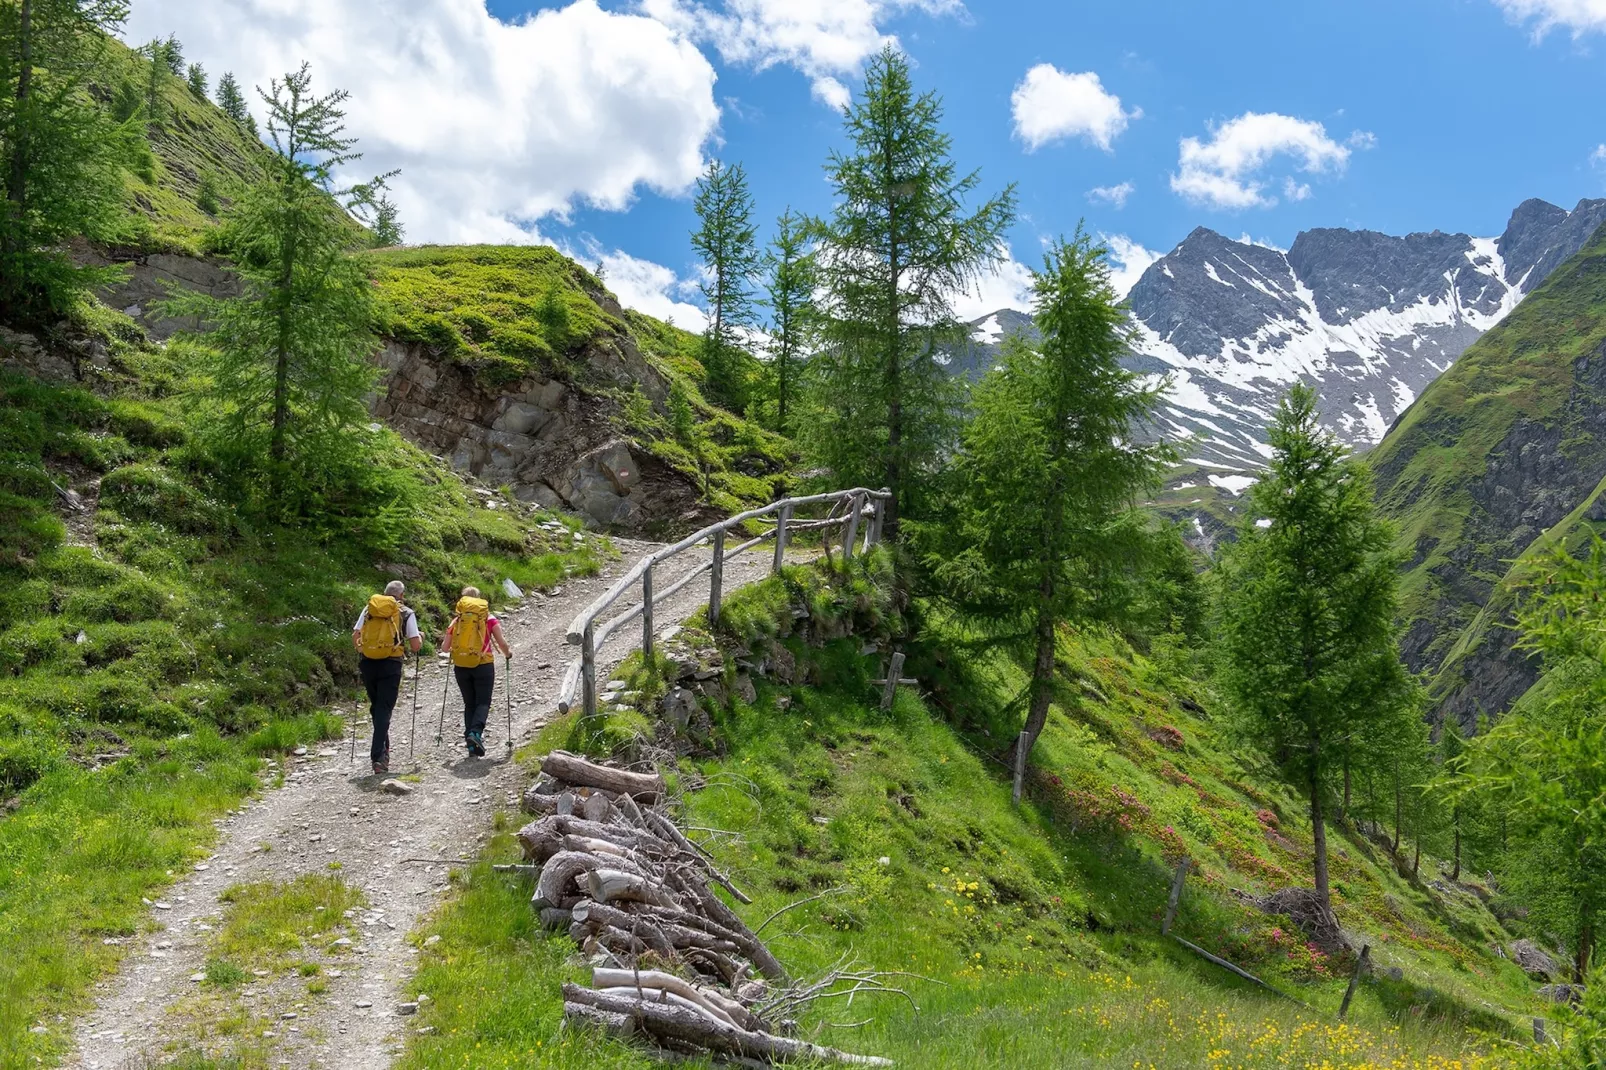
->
[556,487,891,718]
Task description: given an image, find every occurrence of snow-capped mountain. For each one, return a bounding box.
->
[965,197,1606,479]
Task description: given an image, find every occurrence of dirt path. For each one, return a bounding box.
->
[66,538,778,1070]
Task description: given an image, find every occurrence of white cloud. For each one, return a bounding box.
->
[1170,112,1365,210]
[127,0,720,244]
[641,0,961,108]
[1087,181,1135,208]
[1102,234,1159,298]
[951,256,1035,321]
[1492,0,1606,34]
[1010,65,1138,151]
[594,249,710,333]
[1591,143,1606,167]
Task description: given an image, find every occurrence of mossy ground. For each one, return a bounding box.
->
[397,560,1542,1069]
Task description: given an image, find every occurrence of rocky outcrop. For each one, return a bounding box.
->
[372,341,702,531]
[86,249,241,340]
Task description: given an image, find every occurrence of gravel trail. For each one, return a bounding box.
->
[65,537,776,1070]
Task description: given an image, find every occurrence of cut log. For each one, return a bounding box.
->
[581,792,614,824]
[519,815,672,862]
[667,869,789,983]
[534,850,645,911]
[594,967,755,1030]
[587,868,673,907]
[542,751,665,801]
[539,907,573,931]
[562,833,631,859]
[521,788,562,817]
[563,1001,638,1039]
[562,983,892,1067]
[573,900,745,960]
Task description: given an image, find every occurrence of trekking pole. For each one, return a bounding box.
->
[349,698,357,765]
[408,652,421,761]
[434,656,451,744]
[505,653,514,753]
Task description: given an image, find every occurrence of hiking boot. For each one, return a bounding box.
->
[372,758,389,776]
[467,732,485,758]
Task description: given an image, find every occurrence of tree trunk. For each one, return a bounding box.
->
[777,330,789,432]
[1451,812,1461,881]
[1577,916,1594,984]
[881,136,902,541]
[270,198,296,463]
[1391,760,1402,854]
[1309,766,1333,916]
[1011,589,1058,805]
[1411,834,1420,875]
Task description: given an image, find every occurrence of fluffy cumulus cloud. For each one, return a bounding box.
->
[950,255,1036,321]
[1102,234,1159,297]
[1087,181,1135,208]
[1492,0,1606,33]
[1010,65,1138,151]
[125,0,721,244]
[590,248,709,333]
[641,0,961,108]
[1170,112,1370,210]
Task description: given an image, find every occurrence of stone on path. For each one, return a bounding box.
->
[379,779,413,796]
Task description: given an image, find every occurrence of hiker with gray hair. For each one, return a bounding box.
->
[353,580,423,775]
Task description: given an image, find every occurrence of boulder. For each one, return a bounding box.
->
[1540,983,1585,1005]
[734,673,757,704]
[493,401,554,436]
[1508,939,1559,981]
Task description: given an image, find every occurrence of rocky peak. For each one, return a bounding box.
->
[1497,197,1606,293]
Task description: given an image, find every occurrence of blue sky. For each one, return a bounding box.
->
[137,0,1606,323]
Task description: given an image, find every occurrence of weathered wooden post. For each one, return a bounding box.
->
[772,504,791,573]
[709,528,725,627]
[880,651,905,711]
[1534,1018,1548,1045]
[1161,858,1190,935]
[580,621,597,719]
[1339,944,1370,1020]
[842,493,862,566]
[641,564,655,659]
[869,496,885,546]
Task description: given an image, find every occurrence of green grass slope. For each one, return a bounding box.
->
[0,308,604,1065]
[395,558,1543,1069]
[1369,220,1606,726]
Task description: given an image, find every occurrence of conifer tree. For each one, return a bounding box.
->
[1215,384,1414,924]
[690,158,759,411]
[215,71,247,122]
[186,61,206,100]
[762,206,815,434]
[370,192,402,246]
[158,32,181,75]
[927,233,1172,803]
[0,0,132,320]
[166,64,395,496]
[803,45,1015,537]
[140,36,164,125]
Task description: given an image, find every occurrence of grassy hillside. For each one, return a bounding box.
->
[393,557,1545,1069]
[367,244,792,517]
[86,36,271,255]
[1369,220,1606,725]
[0,305,606,1066]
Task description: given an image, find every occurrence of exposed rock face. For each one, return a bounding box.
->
[1508,939,1560,981]
[88,250,241,340]
[372,341,699,531]
[959,196,1606,479]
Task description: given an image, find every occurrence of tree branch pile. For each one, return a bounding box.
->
[519,750,892,1067]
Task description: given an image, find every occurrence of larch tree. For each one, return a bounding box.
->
[803,45,1015,537]
[1215,384,1415,925]
[762,206,815,434]
[690,157,759,412]
[166,64,394,497]
[927,233,1172,803]
[0,0,132,320]
[185,61,206,101]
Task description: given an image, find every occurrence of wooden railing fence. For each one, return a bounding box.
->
[556,487,892,718]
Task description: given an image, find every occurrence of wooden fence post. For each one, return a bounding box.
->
[1534,1018,1548,1045]
[842,493,862,566]
[709,528,725,627]
[869,496,885,546]
[1162,858,1190,936]
[641,564,654,660]
[772,504,791,573]
[1338,944,1370,1020]
[879,651,905,711]
[580,622,597,720]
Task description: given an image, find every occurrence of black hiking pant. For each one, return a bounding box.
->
[359,656,404,763]
[454,662,495,740]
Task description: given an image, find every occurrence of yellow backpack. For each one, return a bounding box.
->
[359,595,406,659]
[450,597,494,668]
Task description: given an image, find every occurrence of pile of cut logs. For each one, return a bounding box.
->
[519,749,891,1067]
